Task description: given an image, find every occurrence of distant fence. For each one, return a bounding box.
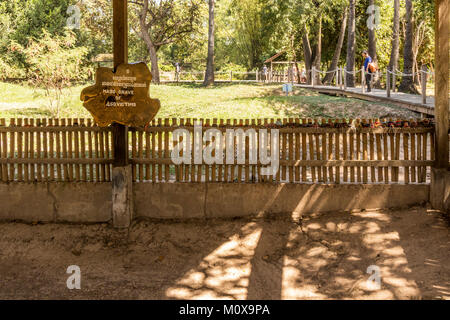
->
[0,118,437,184]
[160,68,435,104]
[160,71,296,83]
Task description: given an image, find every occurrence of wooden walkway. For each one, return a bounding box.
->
[295,84,436,117]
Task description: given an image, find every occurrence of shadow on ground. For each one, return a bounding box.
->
[0,206,448,299]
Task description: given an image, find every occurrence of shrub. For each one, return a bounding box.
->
[20,30,89,117]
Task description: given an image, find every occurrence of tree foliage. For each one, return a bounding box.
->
[0,0,437,91]
[18,31,89,117]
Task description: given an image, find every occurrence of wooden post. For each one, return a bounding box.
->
[434,0,449,170]
[112,0,128,167]
[361,67,365,93]
[392,72,396,92]
[386,69,391,97]
[112,0,133,228]
[312,68,315,87]
[421,65,427,104]
[336,68,341,88]
[340,67,343,90]
[270,62,273,82]
[230,71,233,83]
[335,69,339,88]
[344,67,347,90]
[256,69,259,82]
[431,0,449,212]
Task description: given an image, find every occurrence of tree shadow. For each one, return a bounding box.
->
[160,187,449,300]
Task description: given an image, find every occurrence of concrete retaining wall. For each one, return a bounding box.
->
[430,168,450,213]
[0,182,430,222]
[0,183,111,223]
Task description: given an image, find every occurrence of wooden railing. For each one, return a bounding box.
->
[0,118,435,184]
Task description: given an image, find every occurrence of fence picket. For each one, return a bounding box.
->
[404,132,410,184]
[349,120,355,183]
[301,119,307,182]
[376,129,383,182]
[87,119,93,182]
[17,118,23,182]
[9,119,16,181]
[164,118,170,182]
[24,118,30,182]
[0,119,7,182]
[335,120,341,184]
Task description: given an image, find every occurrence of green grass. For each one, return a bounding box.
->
[0,82,419,120]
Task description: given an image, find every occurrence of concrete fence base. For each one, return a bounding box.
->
[430,168,450,213]
[0,182,430,223]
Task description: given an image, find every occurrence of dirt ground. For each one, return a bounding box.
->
[0,206,449,300]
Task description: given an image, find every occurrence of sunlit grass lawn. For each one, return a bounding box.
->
[0,81,418,121]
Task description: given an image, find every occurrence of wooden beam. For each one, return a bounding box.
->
[112,0,128,167]
[434,0,449,169]
[263,50,286,63]
[113,0,128,69]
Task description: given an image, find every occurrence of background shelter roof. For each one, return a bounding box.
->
[264,51,286,64]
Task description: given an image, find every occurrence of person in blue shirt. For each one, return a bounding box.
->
[362,51,373,92]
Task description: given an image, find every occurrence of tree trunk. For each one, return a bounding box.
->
[388,0,400,90]
[295,61,302,84]
[399,0,418,93]
[346,0,356,87]
[368,0,377,62]
[313,14,323,85]
[413,20,426,85]
[138,1,160,84]
[302,29,313,85]
[323,7,348,84]
[203,0,215,86]
[147,41,160,84]
[291,36,302,84]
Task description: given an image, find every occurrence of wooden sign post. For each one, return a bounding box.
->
[79,0,160,228]
[112,0,132,228]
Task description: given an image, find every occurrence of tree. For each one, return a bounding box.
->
[131,0,203,84]
[225,0,286,71]
[0,0,74,75]
[203,0,215,86]
[312,13,323,85]
[78,0,113,60]
[388,0,400,83]
[323,7,348,84]
[289,0,331,85]
[368,0,377,62]
[345,0,356,87]
[19,31,89,117]
[398,0,418,93]
[302,31,313,85]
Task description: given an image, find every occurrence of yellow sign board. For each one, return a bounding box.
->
[80,62,160,127]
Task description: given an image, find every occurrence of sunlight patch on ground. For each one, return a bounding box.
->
[165,222,262,300]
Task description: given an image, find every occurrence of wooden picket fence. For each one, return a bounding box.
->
[0,118,436,184]
[0,118,113,183]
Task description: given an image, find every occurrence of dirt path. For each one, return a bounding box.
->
[0,206,448,300]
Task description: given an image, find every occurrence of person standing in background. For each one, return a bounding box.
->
[362,51,373,92]
[262,65,268,83]
[175,62,181,82]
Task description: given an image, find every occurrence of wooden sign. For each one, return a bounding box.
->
[80,62,160,127]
